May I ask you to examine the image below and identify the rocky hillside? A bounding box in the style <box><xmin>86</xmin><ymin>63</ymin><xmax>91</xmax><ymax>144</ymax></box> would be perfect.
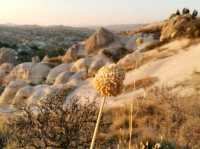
<box><xmin>1</xmin><ymin>8</ymin><xmax>200</xmax><ymax>148</ymax></box>
<box><xmin>0</xmin><ymin>8</ymin><xmax>200</xmax><ymax>108</ymax></box>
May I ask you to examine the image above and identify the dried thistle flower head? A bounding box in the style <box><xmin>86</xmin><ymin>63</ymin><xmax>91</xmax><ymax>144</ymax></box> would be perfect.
<box><xmin>93</xmin><ymin>64</ymin><xmax>125</xmax><ymax>97</ymax></box>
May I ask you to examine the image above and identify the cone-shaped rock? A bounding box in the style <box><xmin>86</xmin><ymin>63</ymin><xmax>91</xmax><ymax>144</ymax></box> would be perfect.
<box><xmin>85</xmin><ymin>27</ymin><xmax>115</xmax><ymax>54</ymax></box>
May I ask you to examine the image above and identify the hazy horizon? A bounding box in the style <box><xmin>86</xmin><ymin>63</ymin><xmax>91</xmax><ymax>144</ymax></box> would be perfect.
<box><xmin>0</xmin><ymin>0</ymin><xmax>199</xmax><ymax>27</ymax></box>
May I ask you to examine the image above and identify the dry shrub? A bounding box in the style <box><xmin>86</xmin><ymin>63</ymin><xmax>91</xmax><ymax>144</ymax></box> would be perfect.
<box><xmin>4</xmin><ymin>86</ymin><xmax>200</xmax><ymax>148</ymax></box>
<box><xmin>0</xmin><ymin>115</ymin><xmax>11</xmax><ymax>149</ymax></box>
<box><xmin>100</xmin><ymin>87</ymin><xmax>200</xmax><ymax>148</ymax></box>
<box><xmin>7</xmin><ymin>90</ymin><xmax>104</xmax><ymax>149</ymax></box>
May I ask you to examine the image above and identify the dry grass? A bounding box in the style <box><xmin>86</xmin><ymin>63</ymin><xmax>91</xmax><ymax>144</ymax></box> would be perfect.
<box><xmin>98</xmin><ymin>87</ymin><xmax>200</xmax><ymax>148</ymax></box>
<box><xmin>124</xmin><ymin>76</ymin><xmax>158</xmax><ymax>93</ymax></box>
<box><xmin>1</xmin><ymin>85</ymin><xmax>200</xmax><ymax>148</ymax></box>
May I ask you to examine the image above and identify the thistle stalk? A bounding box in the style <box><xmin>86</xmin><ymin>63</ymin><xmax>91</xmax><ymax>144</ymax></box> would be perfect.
<box><xmin>91</xmin><ymin>64</ymin><xmax>125</xmax><ymax>149</ymax></box>
<box><xmin>129</xmin><ymin>103</ymin><xmax>133</xmax><ymax>149</ymax></box>
<box><xmin>90</xmin><ymin>97</ymin><xmax>106</xmax><ymax>149</ymax></box>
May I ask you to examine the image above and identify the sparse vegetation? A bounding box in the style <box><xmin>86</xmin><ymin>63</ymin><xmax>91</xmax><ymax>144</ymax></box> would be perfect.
<box><xmin>0</xmin><ymin>86</ymin><xmax>198</xmax><ymax>148</ymax></box>
<box><xmin>6</xmin><ymin>90</ymin><xmax>101</xmax><ymax>149</ymax></box>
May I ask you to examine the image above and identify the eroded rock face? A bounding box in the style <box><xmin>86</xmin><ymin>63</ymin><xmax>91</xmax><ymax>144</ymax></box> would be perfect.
<box><xmin>117</xmin><ymin>52</ymin><xmax>140</xmax><ymax>71</ymax></box>
<box><xmin>46</xmin><ymin>63</ymin><xmax>72</xmax><ymax>84</ymax></box>
<box><xmin>12</xmin><ymin>85</ymin><xmax>34</xmax><ymax>107</ymax></box>
<box><xmin>70</xmin><ymin>69</ymin><xmax>87</xmax><ymax>81</ymax></box>
<box><xmin>5</xmin><ymin>63</ymin><xmax>51</xmax><ymax>85</ymax></box>
<box><xmin>70</xmin><ymin>58</ymin><xmax>92</xmax><ymax>72</ymax></box>
<box><xmin>0</xmin><ymin>63</ymin><xmax>14</xmax><ymax>72</ymax></box>
<box><xmin>0</xmin><ymin>80</ymin><xmax>27</xmax><ymax>105</ymax></box>
<box><xmin>26</xmin><ymin>85</ymin><xmax>57</xmax><ymax>105</ymax></box>
<box><xmin>0</xmin><ymin>48</ymin><xmax>17</xmax><ymax>65</ymax></box>
<box><xmin>88</xmin><ymin>52</ymin><xmax>112</xmax><ymax>77</ymax></box>
<box><xmin>85</xmin><ymin>27</ymin><xmax>115</xmax><ymax>54</ymax></box>
<box><xmin>54</xmin><ymin>72</ymin><xmax>74</xmax><ymax>85</ymax></box>
<box><xmin>62</xmin><ymin>44</ymin><xmax>80</xmax><ymax>63</ymax></box>
<box><xmin>42</xmin><ymin>56</ymin><xmax>62</xmax><ymax>66</ymax></box>
<box><xmin>0</xmin><ymin>63</ymin><xmax>14</xmax><ymax>84</ymax></box>
<box><xmin>160</xmin><ymin>13</ymin><xmax>200</xmax><ymax>41</ymax></box>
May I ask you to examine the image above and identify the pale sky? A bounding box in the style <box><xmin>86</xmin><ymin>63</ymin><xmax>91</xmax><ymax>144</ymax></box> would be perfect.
<box><xmin>0</xmin><ymin>0</ymin><xmax>199</xmax><ymax>26</ymax></box>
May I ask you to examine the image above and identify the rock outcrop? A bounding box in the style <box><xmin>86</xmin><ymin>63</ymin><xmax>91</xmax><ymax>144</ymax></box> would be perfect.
<box><xmin>88</xmin><ymin>52</ymin><xmax>112</xmax><ymax>77</ymax></box>
<box><xmin>42</xmin><ymin>56</ymin><xmax>62</xmax><ymax>66</ymax></box>
<box><xmin>62</xmin><ymin>44</ymin><xmax>80</xmax><ymax>63</ymax></box>
<box><xmin>0</xmin><ymin>80</ymin><xmax>27</xmax><ymax>105</ymax></box>
<box><xmin>0</xmin><ymin>63</ymin><xmax>14</xmax><ymax>84</ymax></box>
<box><xmin>26</xmin><ymin>85</ymin><xmax>57</xmax><ymax>105</ymax></box>
<box><xmin>117</xmin><ymin>52</ymin><xmax>141</xmax><ymax>71</ymax></box>
<box><xmin>85</xmin><ymin>27</ymin><xmax>115</xmax><ymax>54</ymax></box>
<box><xmin>5</xmin><ymin>63</ymin><xmax>51</xmax><ymax>85</ymax></box>
<box><xmin>46</xmin><ymin>63</ymin><xmax>72</xmax><ymax>84</ymax></box>
<box><xmin>12</xmin><ymin>85</ymin><xmax>34</xmax><ymax>107</ymax></box>
<box><xmin>160</xmin><ymin>10</ymin><xmax>200</xmax><ymax>41</ymax></box>
<box><xmin>54</xmin><ymin>72</ymin><xmax>74</xmax><ymax>85</ymax></box>
<box><xmin>70</xmin><ymin>58</ymin><xmax>92</xmax><ymax>72</ymax></box>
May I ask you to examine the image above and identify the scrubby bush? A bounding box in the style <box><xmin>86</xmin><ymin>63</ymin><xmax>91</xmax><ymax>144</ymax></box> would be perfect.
<box><xmin>3</xmin><ymin>86</ymin><xmax>200</xmax><ymax>148</ymax></box>
<box><xmin>47</xmin><ymin>50</ymin><xmax>60</xmax><ymax>58</ymax></box>
<box><xmin>7</xmin><ymin>90</ymin><xmax>102</xmax><ymax>149</ymax></box>
<box><xmin>47</xmin><ymin>48</ymin><xmax>65</xmax><ymax>58</ymax></box>
<box><xmin>57</xmin><ymin>48</ymin><xmax>65</xmax><ymax>56</ymax></box>
<box><xmin>0</xmin><ymin>116</ymin><xmax>12</xmax><ymax>149</ymax></box>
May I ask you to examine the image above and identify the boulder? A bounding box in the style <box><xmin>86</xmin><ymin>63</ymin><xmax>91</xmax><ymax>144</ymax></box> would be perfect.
<box><xmin>0</xmin><ymin>48</ymin><xmax>17</xmax><ymax>65</ymax></box>
<box><xmin>65</xmin><ymin>79</ymin><xmax>99</xmax><ymax>105</ymax></box>
<box><xmin>54</xmin><ymin>71</ymin><xmax>74</xmax><ymax>85</ymax></box>
<box><xmin>70</xmin><ymin>57</ymin><xmax>92</xmax><ymax>72</ymax></box>
<box><xmin>12</xmin><ymin>85</ymin><xmax>34</xmax><ymax>107</ymax></box>
<box><xmin>0</xmin><ymin>63</ymin><xmax>13</xmax><ymax>84</ymax></box>
<box><xmin>0</xmin><ymin>80</ymin><xmax>27</xmax><ymax>105</ymax></box>
<box><xmin>42</xmin><ymin>56</ymin><xmax>62</xmax><ymax>66</ymax></box>
<box><xmin>0</xmin><ymin>63</ymin><xmax>14</xmax><ymax>73</ymax></box>
<box><xmin>62</xmin><ymin>44</ymin><xmax>80</xmax><ymax>63</ymax></box>
<box><xmin>46</xmin><ymin>63</ymin><xmax>72</xmax><ymax>84</ymax></box>
<box><xmin>88</xmin><ymin>52</ymin><xmax>112</xmax><ymax>76</ymax></box>
<box><xmin>29</xmin><ymin>63</ymin><xmax>51</xmax><ymax>84</ymax></box>
<box><xmin>85</xmin><ymin>27</ymin><xmax>115</xmax><ymax>54</ymax></box>
<box><xmin>117</xmin><ymin>52</ymin><xmax>142</xmax><ymax>71</ymax></box>
<box><xmin>27</xmin><ymin>85</ymin><xmax>58</xmax><ymax>105</ymax></box>
<box><xmin>70</xmin><ymin>69</ymin><xmax>88</xmax><ymax>81</ymax></box>
<box><xmin>55</xmin><ymin>69</ymin><xmax>87</xmax><ymax>85</ymax></box>
<box><xmin>0</xmin><ymin>70</ymin><xmax>6</xmax><ymax>84</ymax></box>
<box><xmin>5</xmin><ymin>63</ymin><xmax>51</xmax><ymax>85</ymax></box>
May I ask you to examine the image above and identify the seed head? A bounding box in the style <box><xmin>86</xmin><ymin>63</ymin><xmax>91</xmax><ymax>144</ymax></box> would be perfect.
<box><xmin>93</xmin><ymin>64</ymin><xmax>125</xmax><ymax>97</ymax></box>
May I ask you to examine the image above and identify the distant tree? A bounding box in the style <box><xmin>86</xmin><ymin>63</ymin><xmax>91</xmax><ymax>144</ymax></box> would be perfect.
<box><xmin>35</xmin><ymin>48</ymin><xmax>46</xmax><ymax>60</ymax></box>
<box><xmin>47</xmin><ymin>50</ymin><xmax>60</xmax><ymax>58</ymax></box>
<box><xmin>17</xmin><ymin>51</ymin><xmax>32</xmax><ymax>63</ymax></box>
